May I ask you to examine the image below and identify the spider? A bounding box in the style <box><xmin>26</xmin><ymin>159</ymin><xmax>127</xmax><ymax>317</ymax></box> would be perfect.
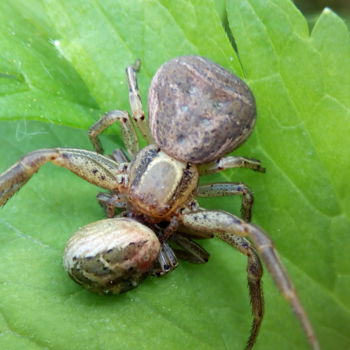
<box><xmin>0</xmin><ymin>56</ymin><xmax>319</xmax><ymax>350</ymax></box>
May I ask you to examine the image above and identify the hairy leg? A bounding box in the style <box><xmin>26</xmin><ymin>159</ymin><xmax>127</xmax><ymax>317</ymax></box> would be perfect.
<box><xmin>197</xmin><ymin>183</ymin><xmax>254</xmax><ymax>221</ymax></box>
<box><xmin>88</xmin><ymin>110</ymin><xmax>139</xmax><ymax>157</ymax></box>
<box><xmin>152</xmin><ymin>242</ymin><xmax>178</xmax><ymax>276</ymax></box>
<box><xmin>170</xmin><ymin>233</ymin><xmax>210</xmax><ymax>264</ymax></box>
<box><xmin>126</xmin><ymin>60</ymin><xmax>154</xmax><ymax>143</ymax></box>
<box><xmin>220</xmin><ymin>233</ymin><xmax>263</xmax><ymax>350</ymax></box>
<box><xmin>199</xmin><ymin>156</ymin><xmax>265</xmax><ymax>175</ymax></box>
<box><xmin>180</xmin><ymin>210</ymin><xmax>320</xmax><ymax>350</ymax></box>
<box><xmin>0</xmin><ymin>148</ymin><xmax>127</xmax><ymax>206</ymax></box>
<box><xmin>111</xmin><ymin>149</ymin><xmax>129</xmax><ymax>163</ymax></box>
<box><xmin>96</xmin><ymin>192</ymin><xmax>128</xmax><ymax>218</ymax></box>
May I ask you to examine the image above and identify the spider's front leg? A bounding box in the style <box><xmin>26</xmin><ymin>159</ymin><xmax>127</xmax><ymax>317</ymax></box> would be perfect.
<box><xmin>0</xmin><ymin>148</ymin><xmax>128</xmax><ymax>206</ymax></box>
<box><xmin>212</xmin><ymin>233</ymin><xmax>263</xmax><ymax>350</ymax></box>
<box><xmin>179</xmin><ymin>210</ymin><xmax>320</xmax><ymax>350</ymax></box>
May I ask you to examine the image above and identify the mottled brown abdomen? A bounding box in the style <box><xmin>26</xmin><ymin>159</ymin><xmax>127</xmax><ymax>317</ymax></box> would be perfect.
<box><xmin>148</xmin><ymin>56</ymin><xmax>256</xmax><ymax>164</ymax></box>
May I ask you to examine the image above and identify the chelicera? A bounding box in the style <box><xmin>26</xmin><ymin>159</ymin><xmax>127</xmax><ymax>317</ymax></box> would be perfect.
<box><xmin>0</xmin><ymin>56</ymin><xmax>319</xmax><ymax>350</ymax></box>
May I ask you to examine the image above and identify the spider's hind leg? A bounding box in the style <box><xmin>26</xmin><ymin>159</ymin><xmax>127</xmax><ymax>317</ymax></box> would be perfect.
<box><xmin>88</xmin><ymin>110</ymin><xmax>139</xmax><ymax>158</ymax></box>
<box><xmin>126</xmin><ymin>60</ymin><xmax>154</xmax><ymax>143</ymax></box>
<box><xmin>199</xmin><ymin>156</ymin><xmax>265</xmax><ymax>175</ymax></box>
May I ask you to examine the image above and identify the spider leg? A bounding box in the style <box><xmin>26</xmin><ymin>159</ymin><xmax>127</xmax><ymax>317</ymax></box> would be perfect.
<box><xmin>111</xmin><ymin>149</ymin><xmax>129</xmax><ymax>163</ymax></box>
<box><xmin>179</xmin><ymin>210</ymin><xmax>320</xmax><ymax>350</ymax></box>
<box><xmin>222</xmin><ymin>234</ymin><xmax>264</xmax><ymax>350</ymax></box>
<box><xmin>88</xmin><ymin>110</ymin><xmax>139</xmax><ymax>157</ymax></box>
<box><xmin>170</xmin><ymin>233</ymin><xmax>210</xmax><ymax>264</ymax></box>
<box><xmin>196</xmin><ymin>183</ymin><xmax>254</xmax><ymax>222</ymax></box>
<box><xmin>199</xmin><ymin>156</ymin><xmax>265</xmax><ymax>175</ymax></box>
<box><xmin>96</xmin><ymin>192</ymin><xmax>128</xmax><ymax>218</ymax></box>
<box><xmin>0</xmin><ymin>148</ymin><xmax>128</xmax><ymax>206</ymax></box>
<box><xmin>95</xmin><ymin>149</ymin><xmax>129</xmax><ymax>217</ymax></box>
<box><xmin>126</xmin><ymin>60</ymin><xmax>154</xmax><ymax>143</ymax></box>
<box><xmin>152</xmin><ymin>242</ymin><xmax>178</xmax><ymax>276</ymax></box>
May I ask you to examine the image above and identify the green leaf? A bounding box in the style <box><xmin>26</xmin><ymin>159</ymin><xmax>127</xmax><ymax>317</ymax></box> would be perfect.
<box><xmin>0</xmin><ymin>1</ymin><xmax>349</xmax><ymax>350</ymax></box>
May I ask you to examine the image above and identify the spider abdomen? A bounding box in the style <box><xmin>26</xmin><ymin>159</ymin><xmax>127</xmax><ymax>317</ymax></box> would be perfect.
<box><xmin>148</xmin><ymin>56</ymin><xmax>256</xmax><ymax>164</ymax></box>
